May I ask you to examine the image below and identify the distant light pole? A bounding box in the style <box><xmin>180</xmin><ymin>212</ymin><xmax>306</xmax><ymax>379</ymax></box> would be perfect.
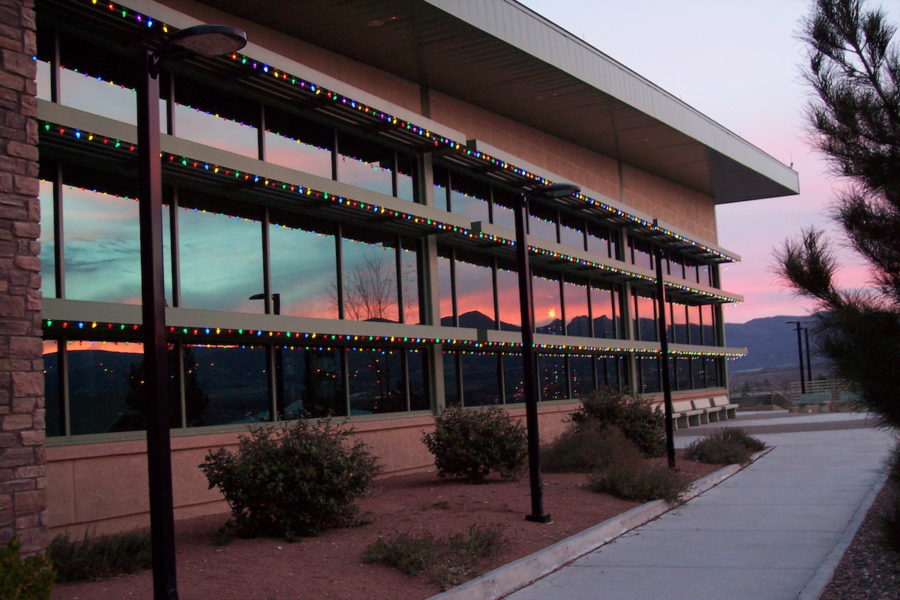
<box><xmin>803</xmin><ymin>326</ymin><xmax>812</xmax><ymax>382</ymax></box>
<box><xmin>786</xmin><ymin>320</ymin><xmax>806</xmax><ymax>394</ymax></box>
<box><xmin>515</xmin><ymin>182</ymin><xmax>580</xmax><ymax>524</ymax></box>
<box><xmin>138</xmin><ymin>24</ymin><xmax>246</xmax><ymax>600</ymax></box>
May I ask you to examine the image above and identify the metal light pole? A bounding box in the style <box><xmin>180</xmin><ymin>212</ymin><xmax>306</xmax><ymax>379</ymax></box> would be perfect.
<box><xmin>515</xmin><ymin>182</ymin><xmax>580</xmax><ymax>524</ymax></box>
<box><xmin>138</xmin><ymin>24</ymin><xmax>246</xmax><ymax>600</ymax></box>
<box><xmin>652</xmin><ymin>244</ymin><xmax>676</xmax><ymax>470</ymax></box>
<box><xmin>786</xmin><ymin>320</ymin><xmax>806</xmax><ymax>394</ymax></box>
<box><xmin>803</xmin><ymin>326</ymin><xmax>812</xmax><ymax>382</ymax></box>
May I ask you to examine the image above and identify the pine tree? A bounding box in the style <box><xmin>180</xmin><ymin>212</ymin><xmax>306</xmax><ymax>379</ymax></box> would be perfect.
<box><xmin>775</xmin><ymin>0</ymin><xmax>899</xmax><ymax>427</ymax></box>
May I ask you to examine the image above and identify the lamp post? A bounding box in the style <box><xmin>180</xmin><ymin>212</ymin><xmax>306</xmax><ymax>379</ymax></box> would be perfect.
<box><xmin>652</xmin><ymin>243</ymin><xmax>676</xmax><ymax>470</ymax></box>
<box><xmin>803</xmin><ymin>326</ymin><xmax>812</xmax><ymax>382</ymax></box>
<box><xmin>514</xmin><ymin>182</ymin><xmax>580</xmax><ymax>524</ymax></box>
<box><xmin>786</xmin><ymin>320</ymin><xmax>806</xmax><ymax>394</ymax></box>
<box><xmin>138</xmin><ymin>24</ymin><xmax>246</xmax><ymax>600</ymax></box>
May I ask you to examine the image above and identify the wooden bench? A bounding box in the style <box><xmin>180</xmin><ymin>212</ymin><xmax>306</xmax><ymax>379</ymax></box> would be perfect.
<box><xmin>711</xmin><ymin>395</ymin><xmax>738</xmax><ymax>420</ymax></box>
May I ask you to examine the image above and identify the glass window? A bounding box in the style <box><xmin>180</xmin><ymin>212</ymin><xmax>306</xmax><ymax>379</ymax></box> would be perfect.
<box><xmin>43</xmin><ymin>340</ymin><xmax>61</xmax><ymax>437</ymax></box>
<box><xmin>533</xmin><ymin>272</ymin><xmax>561</xmax><ymax>335</ymax></box>
<box><xmin>630</xmin><ymin>236</ymin><xmax>654</xmax><ymax>270</ymax></box>
<box><xmin>672</xmin><ymin>302</ymin><xmax>689</xmax><ymax>344</ymax></box>
<box><xmin>337</xmin><ymin>132</ymin><xmax>394</xmax><ymax>197</ymax></box>
<box><xmin>63</xmin><ymin>187</ymin><xmax>141</xmax><ymax>304</ymax></box>
<box><xmin>400</xmin><ymin>240</ymin><xmax>421</xmax><ymax>324</ymax></box>
<box><xmin>491</xmin><ymin>189</ymin><xmax>516</xmax><ymax>230</ymax></box>
<box><xmin>396</xmin><ymin>153</ymin><xmax>417</xmax><ymax>202</ymax></box>
<box><xmin>687</xmin><ymin>304</ymin><xmax>702</xmax><ymax>344</ymax></box>
<box><xmin>502</xmin><ymin>354</ymin><xmax>524</xmax><ymax>404</ymax></box>
<box><xmin>186</xmin><ymin>345</ymin><xmax>269</xmax><ymax>426</ymax></box>
<box><xmin>269</xmin><ymin>214</ymin><xmax>338</xmax><ymax>319</ymax></box>
<box><xmin>668</xmin><ymin>254</ymin><xmax>685</xmax><ymax>279</ymax></box>
<box><xmin>633</xmin><ymin>292</ymin><xmax>658</xmax><ymax>341</ymax></box>
<box><xmin>591</xmin><ymin>285</ymin><xmax>615</xmax><ymax>339</ymax></box>
<box><xmin>454</xmin><ymin>257</ymin><xmax>494</xmax><ymax>327</ymax></box>
<box><xmin>280</xmin><ymin>348</ymin><xmax>345</xmax><ymax>418</ymax></box>
<box><xmin>433</xmin><ymin>167</ymin><xmax>450</xmax><ymax>212</ymax></box>
<box><xmin>706</xmin><ymin>357</ymin><xmax>721</xmax><ymax>387</ymax></box>
<box><xmin>693</xmin><ymin>357</ymin><xmax>707</xmax><ymax>389</ymax></box>
<box><xmin>461</xmin><ymin>353</ymin><xmax>500</xmax><ymax>406</ymax></box>
<box><xmin>408</xmin><ymin>350</ymin><xmax>429</xmax><ymax>411</ymax></box>
<box><xmin>539</xmin><ymin>355</ymin><xmax>567</xmax><ymax>400</ymax></box>
<box><xmin>676</xmin><ymin>357</ymin><xmax>692</xmax><ymax>390</ymax></box>
<box><xmin>347</xmin><ymin>348</ymin><xmax>404</xmax><ymax>414</ymax></box>
<box><xmin>60</xmin><ymin>66</ymin><xmax>137</xmax><ymax>125</ymax></box>
<box><xmin>496</xmin><ymin>266</ymin><xmax>521</xmax><ymax>332</ymax></box>
<box><xmin>179</xmin><ymin>203</ymin><xmax>263</xmax><ymax>313</ymax></box>
<box><xmin>39</xmin><ymin>181</ymin><xmax>55</xmax><ymax>298</ymax></box>
<box><xmin>559</xmin><ymin>214</ymin><xmax>585</xmax><ymax>250</ymax></box>
<box><xmin>569</xmin><ymin>356</ymin><xmax>594</xmax><ymax>397</ymax></box>
<box><xmin>443</xmin><ymin>351</ymin><xmax>460</xmax><ymax>407</ymax></box>
<box><xmin>36</xmin><ymin>59</ymin><xmax>51</xmax><ymax>101</ymax></box>
<box><xmin>563</xmin><ymin>279</ymin><xmax>590</xmax><ymax>336</ymax></box>
<box><xmin>586</xmin><ymin>223</ymin><xmax>613</xmax><ymax>258</ymax></box>
<box><xmin>264</xmin><ymin>107</ymin><xmax>333</xmax><ymax>179</ymax></box>
<box><xmin>701</xmin><ymin>304</ymin><xmax>717</xmax><ymax>345</ymax></box>
<box><xmin>174</xmin><ymin>76</ymin><xmax>259</xmax><ymax>159</ymax></box>
<box><xmin>638</xmin><ymin>356</ymin><xmax>660</xmax><ymax>394</ymax></box>
<box><xmin>529</xmin><ymin>207</ymin><xmax>557</xmax><ymax>244</ymax></box>
<box><xmin>342</xmin><ymin>232</ymin><xmax>399</xmax><ymax>322</ymax></box>
<box><xmin>437</xmin><ymin>251</ymin><xmax>454</xmax><ymax>325</ymax></box>
<box><xmin>698</xmin><ymin>263</ymin><xmax>711</xmax><ymax>286</ymax></box>
<box><xmin>684</xmin><ymin>259</ymin><xmax>700</xmax><ymax>283</ymax></box>
<box><xmin>449</xmin><ymin>172</ymin><xmax>490</xmax><ymax>224</ymax></box>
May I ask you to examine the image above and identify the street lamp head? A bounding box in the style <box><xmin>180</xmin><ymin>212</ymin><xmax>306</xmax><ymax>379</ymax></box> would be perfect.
<box><xmin>785</xmin><ymin>320</ymin><xmax>800</xmax><ymax>324</ymax></box>
<box><xmin>167</xmin><ymin>24</ymin><xmax>247</xmax><ymax>57</ymax></box>
<box><xmin>525</xmin><ymin>183</ymin><xmax>580</xmax><ymax>199</ymax></box>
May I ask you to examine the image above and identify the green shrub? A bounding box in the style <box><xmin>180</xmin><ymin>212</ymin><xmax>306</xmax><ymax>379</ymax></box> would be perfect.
<box><xmin>47</xmin><ymin>531</ymin><xmax>151</xmax><ymax>583</ymax></box>
<box><xmin>200</xmin><ymin>418</ymin><xmax>380</xmax><ymax>540</ymax></box>
<box><xmin>422</xmin><ymin>405</ymin><xmax>526</xmax><ymax>482</ymax></box>
<box><xmin>541</xmin><ymin>423</ymin><xmax>641</xmax><ymax>473</ymax></box>
<box><xmin>588</xmin><ymin>461</ymin><xmax>687</xmax><ymax>503</ymax></box>
<box><xmin>571</xmin><ymin>388</ymin><xmax>665</xmax><ymax>457</ymax></box>
<box><xmin>0</xmin><ymin>537</ymin><xmax>54</xmax><ymax>600</ymax></box>
<box><xmin>363</xmin><ymin>524</ymin><xmax>505</xmax><ymax>590</ymax></box>
<box><xmin>684</xmin><ymin>428</ymin><xmax>765</xmax><ymax>465</ymax></box>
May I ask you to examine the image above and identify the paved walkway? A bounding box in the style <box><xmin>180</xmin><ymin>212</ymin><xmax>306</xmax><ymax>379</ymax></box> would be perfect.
<box><xmin>504</xmin><ymin>412</ymin><xmax>894</xmax><ymax>600</ymax></box>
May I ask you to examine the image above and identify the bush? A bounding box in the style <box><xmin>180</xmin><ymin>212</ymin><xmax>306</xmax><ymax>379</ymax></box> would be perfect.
<box><xmin>684</xmin><ymin>428</ymin><xmax>766</xmax><ymax>465</ymax></box>
<box><xmin>422</xmin><ymin>405</ymin><xmax>526</xmax><ymax>482</ymax></box>
<box><xmin>571</xmin><ymin>388</ymin><xmax>665</xmax><ymax>457</ymax></box>
<box><xmin>541</xmin><ymin>423</ymin><xmax>641</xmax><ymax>473</ymax></box>
<box><xmin>363</xmin><ymin>524</ymin><xmax>505</xmax><ymax>590</ymax></box>
<box><xmin>881</xmin><ymin>443</ymin><xmax>900</xmax><ymax>553</ymax></box>
<box><xmin>200</xmin><ymin>418</ymin><xmax>380</xmax><ymax>540</ymax></box>
<box><xmin>47</xmin><ymin>532</ymin><xmax>151</xmax><ymax>583</ymax></box>
<box><xmin>588</xmin><ymin>461</ymin><xmax>687</xmax><ymax>503</ymax></box>
<box><xmin>0</xmin><ymin>537</ymin><xmax>54</xmax><ymax>600</ymax></box>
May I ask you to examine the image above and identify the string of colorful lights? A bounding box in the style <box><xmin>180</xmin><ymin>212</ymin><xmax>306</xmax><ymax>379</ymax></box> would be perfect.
<box><xmin>73</xmin><ymin>0</ymin><xmax>739</xmax><ymax>263</ymax></box>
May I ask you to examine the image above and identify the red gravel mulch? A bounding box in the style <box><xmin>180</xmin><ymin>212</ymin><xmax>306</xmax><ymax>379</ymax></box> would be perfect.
<box><xmin>52</xmin><ymin>453</ymin><xmax>717</xmax><ymax>600</ymax></box>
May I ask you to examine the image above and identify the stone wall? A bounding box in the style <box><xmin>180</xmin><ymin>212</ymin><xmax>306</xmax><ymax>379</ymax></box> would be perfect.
<box><xmin>0</xmin><ymin>0</ymin><xmax>47</xmax><ymax>555</ymax></box>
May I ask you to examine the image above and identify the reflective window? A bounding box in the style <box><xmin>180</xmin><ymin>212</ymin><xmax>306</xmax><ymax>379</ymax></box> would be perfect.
<box><xmin>687</xmin><ymin>304</ymin><xmax>702</xmax><ymax>344</ymax></box>
<box><xmin>396</xmin><ymin>154</ymin><xmax>416</xmax><ymax>202</ymax></box>
<box><xmin>433</xmin><ymin>167</ymin><xmax>450</xmax><ymax>212</ymax></box>
<box><xmin>43</xmin><ymin>340</ymin><xmax>61</xmax><ymax>437</ymax></box>
<box><xmin>569</xmin><ymin>356</ymin><xmax>594</xmax><ymax>397</ymax></box>
<box><xmin>496</xmin><ymin>267</ymin><xmax>521</xmax><ymax>331</ymax></box>
<box><xmin>672</xmin><ymin>302</ymin><xmax>688</xmax><ymax>344</ymax></box>
<box><xmin>186</xmin><ymin>345</ymin><xmax>269</xmax><ymax>426</ymax></box>
<box><xmin>400</xmin><ymin>241</ymin><xmax>421</xmax><ymax>324</ymax></box>
<box><xmin>693</xmin><ymin>357</ymin><xmax>707</xmax><ymax>388</ymax></box>
<box><xmin>60</xmin><ymin>67</ymin><xmax>137</xmax><ymax>125</ymax></box>
<box><xmin>596</xmin><ymin>356</ymin><xmax>624</xmax><ymax>390</ymax></box>
<box><xmin>449</xmin><ymin>173</ymin><xmax>490</xmax><ymax>224</ymax></box>
<box><xmin>559</xmin><ymin>214</ymin><xmax>585</xmax><ymax>250</ymax></box>
<box><xmin>63</xmin><ymin>187</ymin><xmax>141</xmax><ymax>304</ymax></box>
<box><xmin>491</xmin><ymin>189</ymin><xmax>517</xmax><ymax>230</ymax></box>
<box><xmin>684</xmin><ymin>259</ymin><xmax>700</xmax><ymax>283</ymax></box>
<box><xmin>408</xmin><ymin>350</ymin><xmax>429</xmax><ymax>411</ymax></box>
<box><xmin>269</xmin><ymin>214</ymin><xmax>338</xmax><ymax>319</ymax></box>
<box><xmin>668</xmin><ymin>254</ymin><xmax>685</xmax><ymax>279</ymax></box>
<box><xmin>337</xmin><ymin>132</ymin><xmax>393</xmax><ymax>197</ymax></box>
<box><xmin>676</xmin><ymin>357</ymin><xmax>692</xmax><ymax>390</ymax></box>
<box><xmin>280</xmin><ymin>348</ymin><xmax>345</xmax><ymax>418</ymax></box>
<box><xmin>348</xmin><ymin>348</ymin><xmax>404</xmax><ymax>414</ymax></box>
<box><xmin>630</xmin><ymin>237</ymin><xmax>654</xmax><ymax>270</ymax></box>
<box><xmin>539</xmin><ymin>355</ymin><xmax>567</xmax><ymax>400</ymax></box>
<box><xmin>36</xmin><ymin>59</ymin><xmax>51</xmax><ymax>101</ymax></box>
<box><xmin>701</xmin><ymin>304</ymin><xmax>717</xmax><ymax>345</ymax></box>
<box><xmin>633</xmin><ymin>292</ymin><xmax>658</xmax><ymax>341</ymax></box>
<box><xmin>174</xmin><ymin>77</ymin><xmax>258</xmax><ymax>159</ymax></box>
<box><xmin>502</xmin><ymin>354</ymin><xmax>524</xmax><ymax>404</ymax></box>
<box><xmin>461</xmin><ymin>353</ymin><xmax>500</xmax><ymax>406</ymax></box>
<box><xmin>591</xmin><ymin>285</ymin><xmax>616</xmax><ymax>339</ymax></box>
<box><xmin>638</xmin><ymin>357</ymin><xmax>660</xmax><ymax>393</ymax></box>
<box><xmin>698</xmin><ymin>263</ymin><xmax>711</xmax><ymax>286</ymax></box>
<box><xmin>39</xmin><ymin>181</ymin><xmax>55</xmax><ymax>298</ymax></box>
<box><xmin>563</xmin><ymin>279</ymin><xmax>590</xmax><ymax>336</ymax></box>
<box><xmin>443</xmin><ymin>351</ymin><xmax>460</xmax><ymax>407</ymax></box>
<box><xmin>706</xmin><ymin>357</ymin><xmax>721</xmax><ymax>387</ymax></box>
<box><xmin>529</xmin><ymin>207</ymin><xmax>557</xmax><ymax>244</ymax></box>
<box><xmin>437</xmin><ymin>252</ymin><xmax>454</xmax><ymax>325</ymax></box>
<box><xmin>179</xmin><ymin>204</ymin><xmax>263</xmax><ymax>313</ymax></box>
<box><xmin>264</xmin><ymin>107</ymin><xmax>333</xmax><ymax>179</ymax></box>
<box><xmin>454</xmin><ymin>257</ymin><xmax>494</xmax><ymax>327</ymax></box>
<box><xmin>533</xmin><ymin>272</ymin><xmax>562</xmax><ymax>335</ymax></box>
<box><xmin>342</xmin><ymin>232</ymin><xmax>399</xmax><ymax>322</ymax></box>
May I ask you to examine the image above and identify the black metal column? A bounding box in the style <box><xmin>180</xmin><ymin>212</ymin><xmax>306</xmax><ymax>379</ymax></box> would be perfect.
<box><xmin>514</xmin><ymin>193</ymin><xmax>551</xmax><ymax>523</ymax></box>
<box><xmin>137</xmin><ymin>49</ymin><xmax>179</xmax><ymax>600</ymax></box>
<box><xmin>653</xmin><ymin>246</ymin><xmax>676</xmax><ymax>470</ymax></box>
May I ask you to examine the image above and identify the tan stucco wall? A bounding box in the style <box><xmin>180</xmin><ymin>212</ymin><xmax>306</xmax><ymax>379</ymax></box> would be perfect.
<box><xmin>46</xmin><ymin>404</ymin><xmax>576</xmax><ymax>538</ymax></box>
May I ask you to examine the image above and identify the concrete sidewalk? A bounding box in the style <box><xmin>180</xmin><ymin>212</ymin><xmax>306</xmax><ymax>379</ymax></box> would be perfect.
<box><xmin>504</xmin><ymin>414</ymin><xmax>894</xmax><ymax>600</ymax></box>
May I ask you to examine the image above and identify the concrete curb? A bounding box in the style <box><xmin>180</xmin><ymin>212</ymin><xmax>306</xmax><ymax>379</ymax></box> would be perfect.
<box><xmin>427</xmin><ymin>448</ymin><xmax>773</xmax><ymax>600</ymax></box>
<box><xmin>796</xmin><ymin>468</ymin><xmax>890</xmax><ymax>600</ymax></box>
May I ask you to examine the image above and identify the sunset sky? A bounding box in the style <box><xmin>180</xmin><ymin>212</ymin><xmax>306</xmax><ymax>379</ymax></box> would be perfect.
<box><xmin>519</xmin><ymin>0</ymin><xmax>892</xmax><ymax>324</ymax></box>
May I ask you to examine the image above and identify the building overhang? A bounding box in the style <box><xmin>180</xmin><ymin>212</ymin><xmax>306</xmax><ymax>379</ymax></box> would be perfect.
<box><xmin>188</xmin><ymin>0</ymin><xmax>799</xmax><ymax>203</ymax></box>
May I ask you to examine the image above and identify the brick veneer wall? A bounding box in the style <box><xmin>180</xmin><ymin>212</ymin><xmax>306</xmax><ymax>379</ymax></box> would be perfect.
<box><xmin>0</xmin><ymin>0</ymin><xmax>47</xmax><ymax>555</ymax></box>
